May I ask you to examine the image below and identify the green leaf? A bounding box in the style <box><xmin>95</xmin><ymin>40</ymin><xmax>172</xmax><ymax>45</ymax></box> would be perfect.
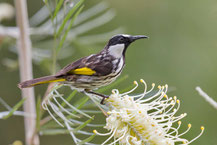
<box><xmin>52</xmin><ymin>0</ymin><xmax>64</xmax><ymax>21</ymax></box>
<box><xmin>79</xmin><ymin>110</ymin><xmax>102</xmax><ymax>114</ymax></box>
<box><xmin>74</xmin><ymin>96</ymin><xmax>89</xmax><ymax>109</ymax></box>
<box><xmin>78</xmin><ymin>134</ymin><xmax>96</xmax><ymax>145</ymax></box>
<box><xmin>3</xmin><ymin>97</ymin><xmax>26</xmax><ymax>119</ymax></box>
<box><xmin>71</xmin><ymin>96</ymin><xmax>89</xmax><ymax>115</ymax></box>
<box><xmin>57</xmin><ymin>5</ymin><xmax>84</xmax><ymax>53</ymax></box>
<box><xmin>59</xmin><ymin>96</ymin><xmax>91</xmax><ymax>119</ymax></box>
<box><xmin>67</xmin><ymin>119</ymin><xmax>104</xmax><ymax>127</ymax></box>
<box><xmin>74</xmin><ymin>116</ymin><xmax>94</xmax><ymax>132</ymax></box>
<box><xmin>56</xmin><ymin>0</ymin><xmax>84</xmax><ymax>37</ymax></box>
<box><xmin>61</xmin><ymin>90</ymin><xmax>77</xmax><ymax>107</ymax></box>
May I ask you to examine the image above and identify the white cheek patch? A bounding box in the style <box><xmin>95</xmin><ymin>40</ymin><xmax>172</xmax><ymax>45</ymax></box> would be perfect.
<box><xmin>108</xmin><ymin>44</ymin><xmax>125</xmax><ymax>58</ymax></box>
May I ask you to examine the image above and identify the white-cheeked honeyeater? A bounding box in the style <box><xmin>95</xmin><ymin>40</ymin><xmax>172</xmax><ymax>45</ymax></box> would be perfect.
<box><xmin>18</xmin><ymin>34</ymin><xmax>148</xmax><ymax>104</ymax></box>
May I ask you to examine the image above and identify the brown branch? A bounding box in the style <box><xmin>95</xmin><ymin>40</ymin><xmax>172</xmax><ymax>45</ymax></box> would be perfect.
<box><xmin>15</xmin><ymin>0</ymin><xmax>39</xmax><ymax>145</ymax></box>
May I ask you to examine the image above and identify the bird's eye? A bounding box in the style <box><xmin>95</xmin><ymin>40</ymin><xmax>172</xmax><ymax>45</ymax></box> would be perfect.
<box><xmin>119</xmin><ymin>37</ymin><xmax>124</xmax><ymax>42</ymax></box>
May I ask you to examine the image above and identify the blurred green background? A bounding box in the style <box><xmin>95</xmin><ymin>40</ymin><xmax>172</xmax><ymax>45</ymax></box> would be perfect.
<box><xmin>0</xmin><ymin>0</ymin><xmax>217</xmax><ymax>145</ymax></box>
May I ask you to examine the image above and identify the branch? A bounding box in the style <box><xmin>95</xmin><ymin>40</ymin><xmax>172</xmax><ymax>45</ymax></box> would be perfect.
<box><xmin>14</xmin><ymin>0</ymin><xmax>39</xmax><ymax>145</ymax></box>
<box><xmin>196</xmin><ymin>86</ymin><xmax>217</xmax><ymax>110</ymax></box>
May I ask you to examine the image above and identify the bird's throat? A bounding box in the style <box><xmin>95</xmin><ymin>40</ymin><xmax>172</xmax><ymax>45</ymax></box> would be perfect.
<box><xmin>108</xmin><ymin>44</ymin><xmax>125</xmax><ymax>58</ymax></box>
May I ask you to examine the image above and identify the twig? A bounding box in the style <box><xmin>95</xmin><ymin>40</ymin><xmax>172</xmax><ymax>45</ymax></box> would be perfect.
<box><xmin>196</xmin><ymin>86</ymin><xmax>217</xmax><ymax>109</ymax></box>
<box><xmin>40</xmin><ymin>116</ymin><xmax>52</xmax><ymax>126</ymax></box>
<box><xmin>14</xmin><ymin>0</ymin><xmax>39</xmax><ymax>145</ymax></box>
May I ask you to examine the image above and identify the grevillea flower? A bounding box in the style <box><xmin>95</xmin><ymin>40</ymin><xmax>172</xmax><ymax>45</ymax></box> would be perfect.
<box><xmin>94</xmin><ymin>79</ymin><xmax>204</xmax><ymax>145</ymax></box>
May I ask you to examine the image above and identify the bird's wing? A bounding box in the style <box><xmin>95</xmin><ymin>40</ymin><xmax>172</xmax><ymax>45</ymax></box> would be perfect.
<box><xmin>56</xmin><ymin>56</ymin><xmax>88</xmax><ymax>76</ymax></box>
<box><xmin>85</xmin><ymin>55</ymin><xmax>114</xmax><ymax>76</ymax></box>
<box><xmin>56</xmin><ymin>54</ymin><xmax>114</xmax><ymax>77</ymax></box>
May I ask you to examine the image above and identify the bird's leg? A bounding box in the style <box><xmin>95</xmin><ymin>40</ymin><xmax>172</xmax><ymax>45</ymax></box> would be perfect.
<box><xmin>84</xmin><ymin>89</ymin><xmax>109</xmax><ymax>104</ymax></box>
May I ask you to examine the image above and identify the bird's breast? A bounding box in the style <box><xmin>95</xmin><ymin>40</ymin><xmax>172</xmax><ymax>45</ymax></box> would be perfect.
<box><xmin>112</xmin><ymin>57</ymin><xmax>125</xmax><ymax>74</ymax></box>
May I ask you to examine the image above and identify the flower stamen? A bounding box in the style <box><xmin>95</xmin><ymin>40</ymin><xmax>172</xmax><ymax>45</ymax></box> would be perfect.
<box><xmin>100</xmin><ymin>81</ymin><xmax>204</xmax><ymax>145</ymax></box>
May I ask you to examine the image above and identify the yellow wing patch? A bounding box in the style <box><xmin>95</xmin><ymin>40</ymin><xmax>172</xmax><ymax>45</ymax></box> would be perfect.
<box><xmin>71</xmin><ymin>67</ymin><xmax>96</xmax><ymax>75</ymax></box>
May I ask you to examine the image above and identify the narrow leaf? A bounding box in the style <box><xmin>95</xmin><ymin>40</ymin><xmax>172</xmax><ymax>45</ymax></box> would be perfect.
<box><xmin>3</xmin><ymin>98</ymin><xmax>26</xmax><ymax>119</ymax></box>
<box><xmin>61</xmin><ymin>90</ymin><xmax>77</xmax><ymax>107</ymax></box>
<box><xmin>52</xmin><ymin>0</ymin><xmax>64</xmax><ymax>20</ymax></box>
<box><xmin>80</xmin><ymin>110</ymin><xmax>102</xmax><ymax>114</ymax></box>
<box><xmin>69</xmin><ymin>118</ymin><xmax>104</xmax><ymax>127</ymax></box>
<box><xmin>59</xmin><ymin>95</ymin><xmax>91</xmax><ymax>118</ymax></box>
<box><xmin>74</xmin><ymin>96</ymin><xmax>89</xmax><ymax>109</ymax></box>
<box><xmin>0</xmin><ymin>97</ymin><xmax>11</xmax><ymax>110</ymax></box>
<box><xmin>57</xmin><ymin>5</ymin><xmax>84</xmax><ymax>52</ymax></box>
<box><xmin>78</xmin><ymin>134</ymin><xmax>96</xmax><ymax>145</ymax></box>
<box><xmin>56</xmin><ymin>0</ymin><xmax>84</xmax><ymax>37</ymax></box>
<box><xmin>74</xmin><ymin>116</ymin><xmax>94</xmax><ymax>132</ymax></box>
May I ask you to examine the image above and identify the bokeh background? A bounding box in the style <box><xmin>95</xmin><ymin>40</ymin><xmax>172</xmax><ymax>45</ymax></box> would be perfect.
<box><xmin>0</xmin><ymin>0</ymin><xmax>217</xmax><ymax>145</ymax></box>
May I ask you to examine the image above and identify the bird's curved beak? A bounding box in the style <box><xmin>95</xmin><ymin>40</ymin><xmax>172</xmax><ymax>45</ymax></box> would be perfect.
<box><xmin>130</xmin><ymin>35</ymin><xmax>149</xmax><ymax>42</ymax></box>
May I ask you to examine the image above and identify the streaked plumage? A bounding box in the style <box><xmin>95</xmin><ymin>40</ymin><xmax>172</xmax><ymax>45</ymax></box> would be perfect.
<box><xmin>18</xmin><ymin>34</ymin><xmax>148</xmax><ymax>103</ymax></box>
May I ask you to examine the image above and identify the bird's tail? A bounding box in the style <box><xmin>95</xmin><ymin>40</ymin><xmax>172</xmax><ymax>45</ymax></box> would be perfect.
<box><xmin>18</xmin><ymin>75</ymin><xmax>66</xmax><ymax>89</ymax></box>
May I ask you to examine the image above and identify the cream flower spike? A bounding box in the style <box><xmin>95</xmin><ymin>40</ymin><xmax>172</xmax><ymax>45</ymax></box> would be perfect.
<box><xmin>94</xmin><ymin>80</ymin><xmax>204</xmax><ymax>145</ymax></box>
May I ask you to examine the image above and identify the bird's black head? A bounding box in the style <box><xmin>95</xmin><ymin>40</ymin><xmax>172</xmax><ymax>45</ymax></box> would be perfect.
<box><xmin>105</xmin><ymin>34</ymin><xmax>148</xmax><ymax>58</ymax></box>
<box><xmin>108</xmin><ymin>34</ymin><xmax>148</xmax><ymax>47</ymax></box>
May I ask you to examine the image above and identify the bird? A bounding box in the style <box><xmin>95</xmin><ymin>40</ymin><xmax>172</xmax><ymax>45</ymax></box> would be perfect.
<box><xmin>18</xmin><ymin>34</ymin><xmax>148</xmax><ymax>104</ymax></box>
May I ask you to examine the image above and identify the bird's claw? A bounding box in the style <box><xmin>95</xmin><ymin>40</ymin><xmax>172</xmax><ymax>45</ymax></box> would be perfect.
<box><xmin>100</xmin><ymin>95</ymin><xmax>109</xmax><ymax>105</ymax></box>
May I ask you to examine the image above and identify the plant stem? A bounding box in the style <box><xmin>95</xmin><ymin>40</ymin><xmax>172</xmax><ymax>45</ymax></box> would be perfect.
<box><xmin>52</xmin><ymin>38</ymin><xmax>57</xmax><ymax>74</ymax></box>
<box><xmin>196</xmin><ymin>87</ymin><xmax>217</xmax><ymax>109</ymax></box>
<box><xmin>14</xmin><ymin>0</ymin><xmax>39</xmax><ymax>145</ymax></box>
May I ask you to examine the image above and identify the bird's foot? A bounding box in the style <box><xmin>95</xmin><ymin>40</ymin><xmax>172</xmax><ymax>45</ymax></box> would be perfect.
<box><xmin>100</xmin><ymin>95</ymin><xmax>109</xmax><ymax>105</ymax></box>
<box><xmin>84</xmin><ymin>89</ymin><xmax>109</xmax><ymax>105</ymax></box>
